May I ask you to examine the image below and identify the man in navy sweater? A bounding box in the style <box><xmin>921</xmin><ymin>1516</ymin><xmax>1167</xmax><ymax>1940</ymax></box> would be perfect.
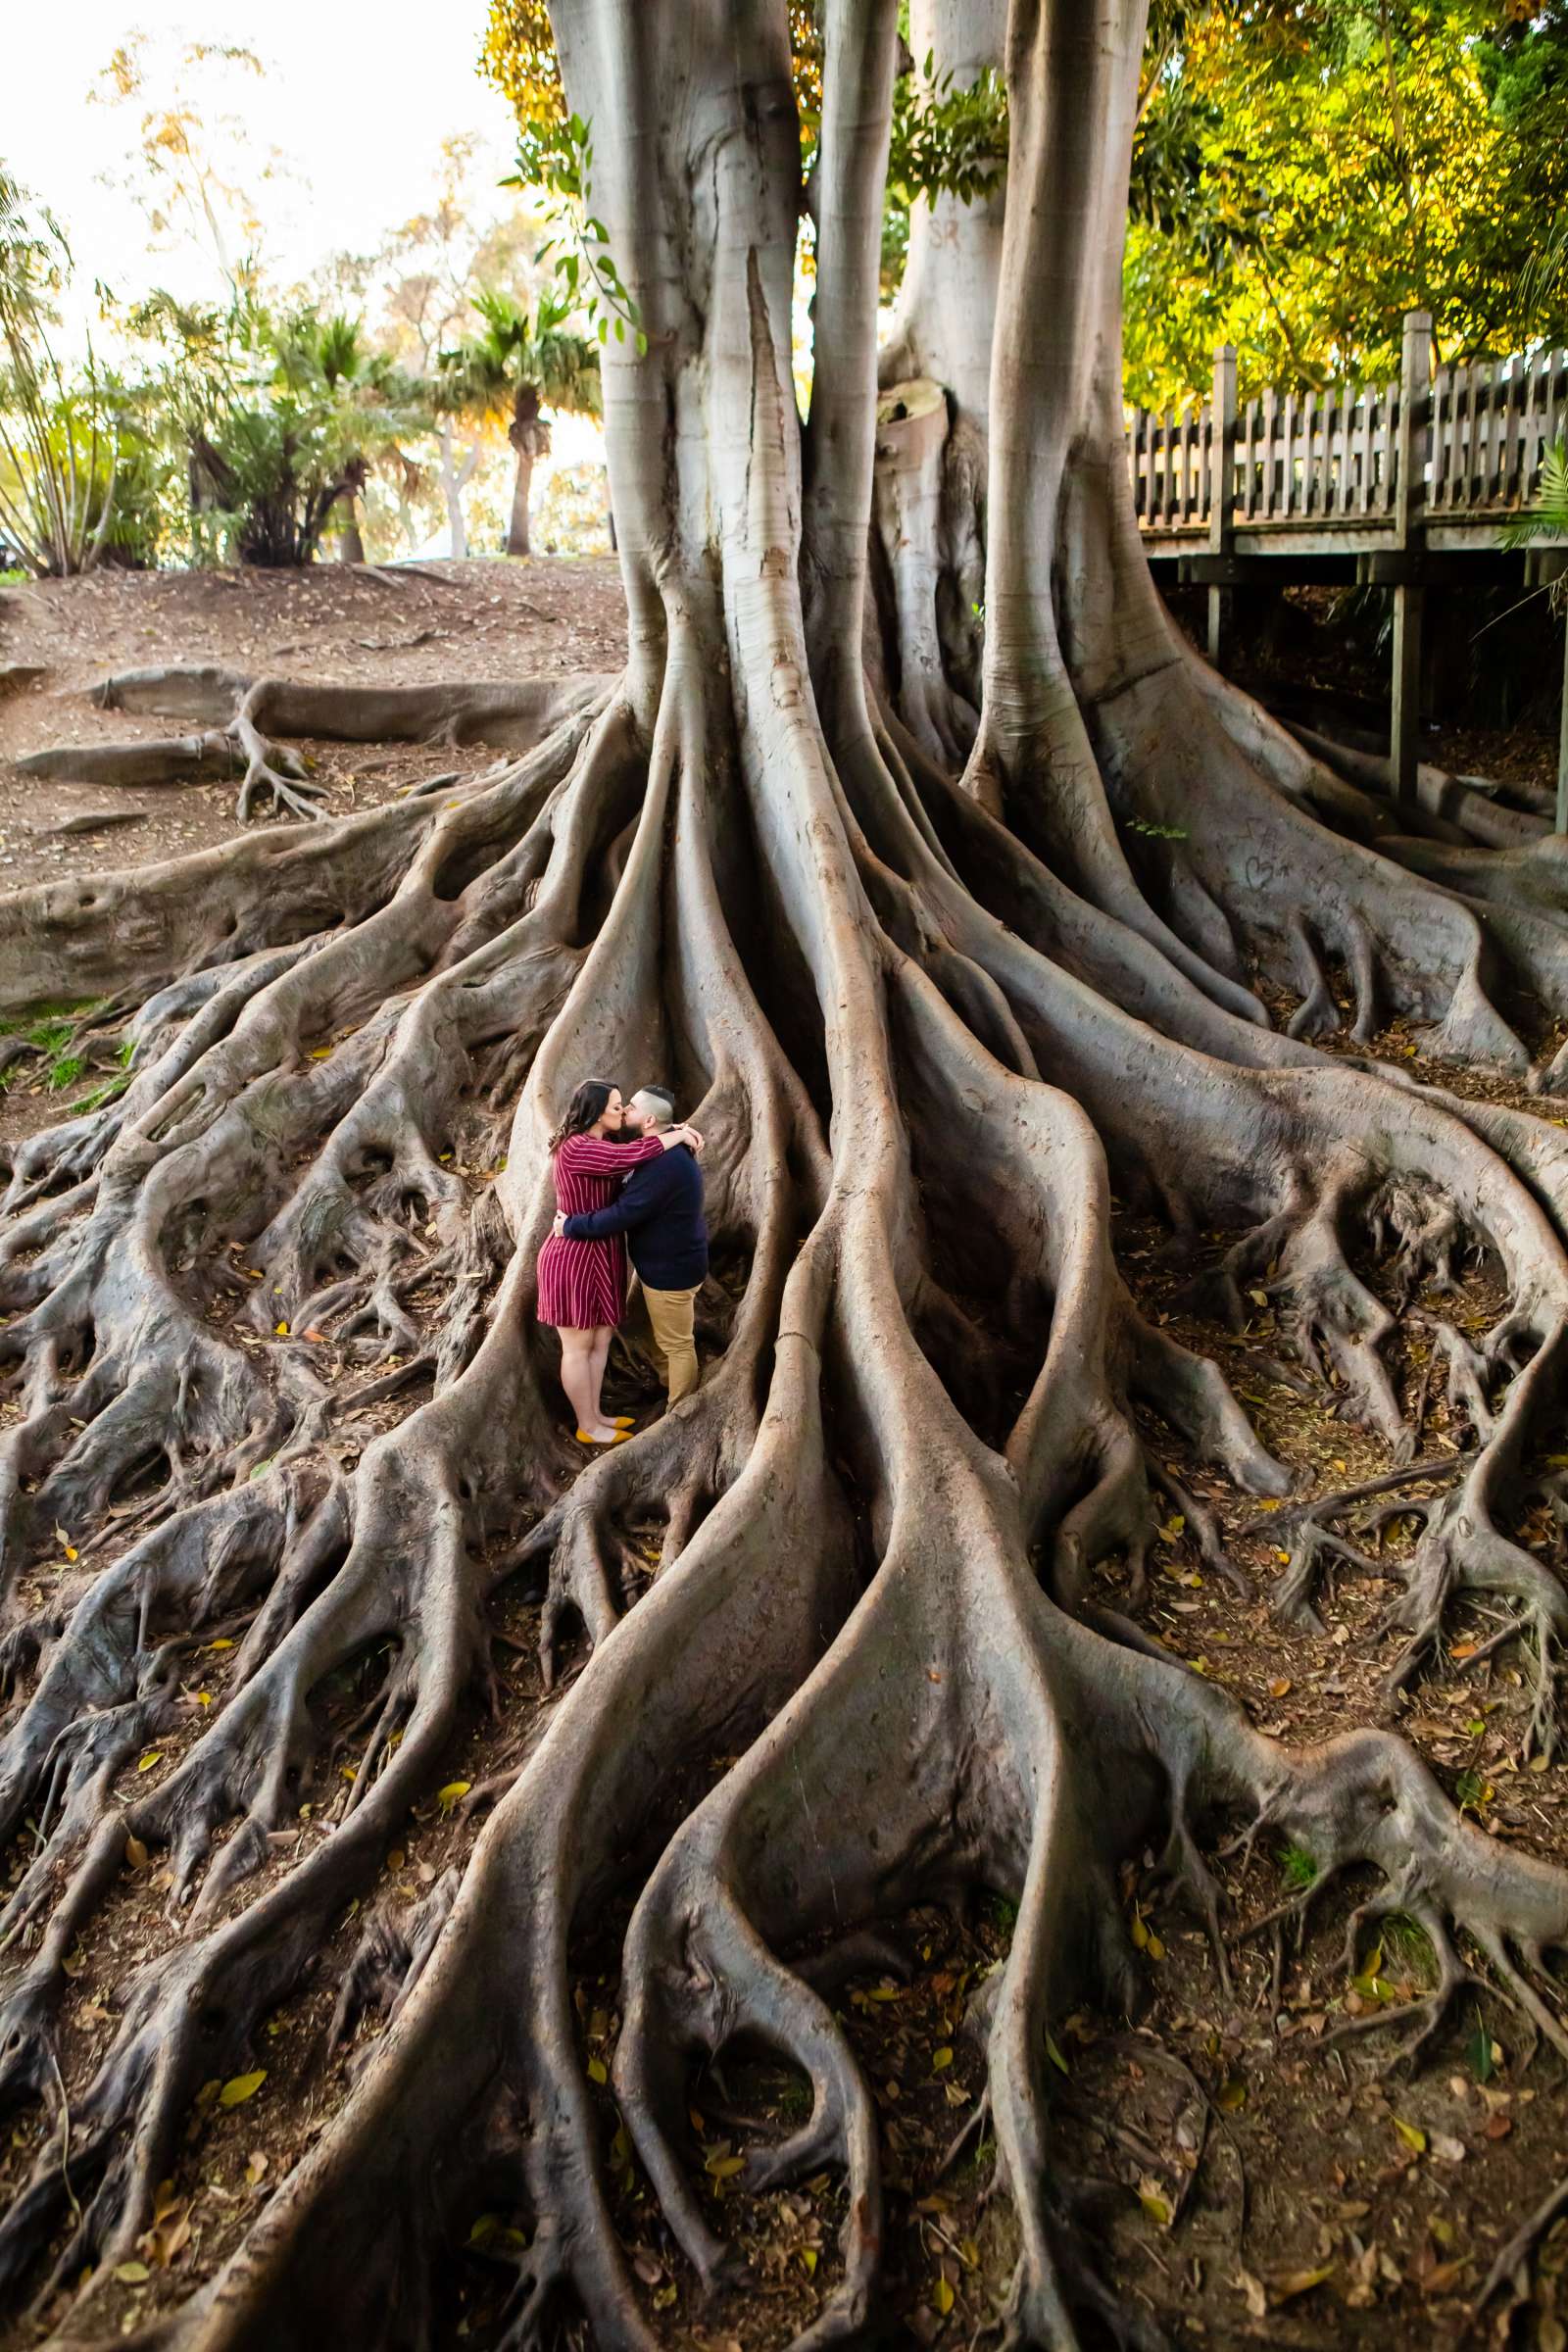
<box><xmin>554</xmin><ymin>1085</ymin><xmax>709</xmax><ymax>1405</ymax></box>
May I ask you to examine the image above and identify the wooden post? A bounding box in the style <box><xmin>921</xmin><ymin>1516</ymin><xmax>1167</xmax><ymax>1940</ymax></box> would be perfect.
<box><xmin>1207</xmin><ymin>343</ymin><xmax>1237</xmax><ymax>666</ymax></box>
<box><xmin>1557</xmin><ymin>593</ymin><xmax>1568</xmax><ymax>835</ymax></box>
<box><xmin>1391</xmin><ymin>310</ymin><xmax>1431</xmax><ymax>805</ymax></box>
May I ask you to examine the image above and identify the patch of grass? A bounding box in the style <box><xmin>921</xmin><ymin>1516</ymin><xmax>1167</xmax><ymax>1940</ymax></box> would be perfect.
<box><xmin>24</xmin><ymin>1019</ymin><xmax>74</xmax><ymax>1054</ymax></box>
<box><xmin>0</xmin><ymin>566</ymin><xmax>28</xmax><ymax>586</ymax></box>
<box><xmin>0</xmin><ymin>999</ymin><xmax>105</xmax><ymax>1037</ymax></box>
<box><xmin>981</xmin><ymin>1889</ymin><xmax>1019</xmax><ymax>1936</ymax></box>
<box><xmin>774</xmin><ymin>2073</ymin><xmax>811</xmax><ymax>2122</ymax></box>
<box><xmin>1279</xmin><ymin>1841</ymin><xmax>1318</xmax><ymax>1889</ymax></box>
<box><xmin>953</xmin><ymin>2134</ymin><xmax>997</xmax><ymax>2187</ymax></box>
<box><xmin>70</xmin><ymin>1073</ymin><xmax>132</xmax><ymax>1115</ymax></box>
<box><xmin>0</xmin><ymin>1004</ymin><xmax>118</xmax><ymax>1096</ymax></box>
<box><xmin>1382</xmin><ymin>1909</ymin><xmax>1437</xmax><ymax>1986</ymax></box>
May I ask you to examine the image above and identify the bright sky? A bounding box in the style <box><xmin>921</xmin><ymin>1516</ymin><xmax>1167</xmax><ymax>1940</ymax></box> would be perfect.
<box><xmin>6</xmin><ymin>0</ymin><xmax>520</xmax><ymax>334</ymax></box>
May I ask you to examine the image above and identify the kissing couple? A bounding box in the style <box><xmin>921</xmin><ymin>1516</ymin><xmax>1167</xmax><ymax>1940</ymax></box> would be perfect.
<box><xmin>536</xmin><ymin>1079</ymin><xmax>709</xmax><ymax>1446</ymax></box>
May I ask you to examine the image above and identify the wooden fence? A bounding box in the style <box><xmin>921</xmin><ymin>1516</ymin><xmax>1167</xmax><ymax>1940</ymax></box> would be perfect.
<box><xmin>1131</xmin><ymin>344</ymin><xmax>1568</xmax><ymax>539</ymax></box>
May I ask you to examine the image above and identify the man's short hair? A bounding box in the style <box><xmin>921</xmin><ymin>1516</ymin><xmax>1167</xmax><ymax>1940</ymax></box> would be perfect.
<box><xmin>633</xmin><ymin>1085</ymin><xmax>676</xmax><ymax>1125</ymax></box>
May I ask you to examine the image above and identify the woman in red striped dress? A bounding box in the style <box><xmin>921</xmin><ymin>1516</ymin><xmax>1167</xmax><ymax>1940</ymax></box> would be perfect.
<box><xmin>537</xmin><ymin>1080</ymin><xmax>704</xmax><ymax>1444</ymax></box>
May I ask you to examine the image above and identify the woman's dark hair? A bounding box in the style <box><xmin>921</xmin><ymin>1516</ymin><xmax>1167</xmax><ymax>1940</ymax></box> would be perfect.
<box><xmin>549</xmin><ymin>1078</ymin><xmax>617</xmax><ymax>1154</ymax></box>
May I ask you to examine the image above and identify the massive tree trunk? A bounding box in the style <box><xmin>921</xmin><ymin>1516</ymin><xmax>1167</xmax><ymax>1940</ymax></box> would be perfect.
<box><xmin>4</xmin><ymin>2</ymin><xmax>1568</xmax><ymax>2348</ymax></box>
<box><xmin>871</xmin><ymin>0</ymin><xmax>1003</xmax><ymax>760</ymax></box>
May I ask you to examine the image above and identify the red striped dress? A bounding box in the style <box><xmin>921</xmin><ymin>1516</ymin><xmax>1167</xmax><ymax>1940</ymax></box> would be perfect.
<box><xmin>536</xmin><ymin>1131</ymin><xmax>665</xmax><ymax>1331</ymax></box>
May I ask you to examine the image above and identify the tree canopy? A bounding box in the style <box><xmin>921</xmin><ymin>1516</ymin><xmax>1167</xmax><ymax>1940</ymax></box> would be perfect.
<box><xmin>482</xmin><ymin>0</ymin><xmax>1568</xmax><ymax>407</ymax></box>
<box><xmin>1127</xmin><ymin>0</ymin><xmax>1568</xmax><ymax>402</ymax></box>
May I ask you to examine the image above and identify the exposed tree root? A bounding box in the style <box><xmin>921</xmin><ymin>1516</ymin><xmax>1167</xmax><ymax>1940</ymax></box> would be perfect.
<box><xmin>3</xmin><ymin>0</ymin><xmax>1568</xmax><ymax>2346</ymax></box>
<box><xmin>17</xmin><ymin>668</ymin><xmax>612</xmax><ymax>824</ymax></box>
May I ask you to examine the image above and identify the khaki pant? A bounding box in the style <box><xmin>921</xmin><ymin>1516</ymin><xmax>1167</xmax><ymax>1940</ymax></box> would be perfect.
<box><xmin>641</xmin><ymin>1281</ymin><xmax>701</xmax><ymax>1404</ymax></box>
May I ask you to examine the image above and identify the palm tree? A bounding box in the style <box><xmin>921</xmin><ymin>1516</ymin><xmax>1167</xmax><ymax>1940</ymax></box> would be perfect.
<box><xmin>438</xmin><ymin>288</ymin><xmax>599</xmax><ymax>557</ymax></box>
<box><xmin>272</xmin><ymin>312</ymin><xmax>430</xmax><ymax>563</ymax></box>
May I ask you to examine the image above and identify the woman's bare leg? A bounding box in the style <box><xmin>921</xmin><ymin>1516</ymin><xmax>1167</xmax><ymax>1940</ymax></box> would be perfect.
<box><xmin>558</xmin><ymin>1329</ymin><xmax>617</xmax><ymax>1439</ymax></box>
<box><xmin>589</xmin><ymin>1328</ymin><xmax>613</xmax><ymax>1424</ymax></box>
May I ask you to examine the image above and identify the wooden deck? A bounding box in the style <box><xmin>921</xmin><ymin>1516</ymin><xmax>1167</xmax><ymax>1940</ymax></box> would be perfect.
<box><xmin>1130</xmin><ymin>316</ymin><xmax>1568</xmax><ymax>815</ymax></box>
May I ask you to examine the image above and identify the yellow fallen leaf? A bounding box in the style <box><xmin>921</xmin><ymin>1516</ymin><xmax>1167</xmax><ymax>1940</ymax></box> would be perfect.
<box><xmin>586</xmin><ymin>2056</ymin><xmax>608</xmax><ymax>2084</ymax></box>
<box><xmin>206</xmin><ymin>1637</ymin><xmax>234</xmax><ymax>1651</ymax></box>
<box><xmin>932</xmin><ymin>2276</ymin><xmax>955</xmax><ymax>2316</ymax></box>
<box><xmin>932</xmin><ymin>2045</ymin><xmax>953</xmax><ymax>2072</ymax></box>
<box><xmin>799</xmin><ymin>2247</ymin><xmax>817</xmax><ymax>2275</ymax></box>
<box><xmin>1139</xmin><ymin>2187</ymin><xmax>1172</xmax><ymax>2228</ymax></box>
<box><xmin>125</xmin><ymin>1834</ymin><xmax>149</xmax><ymax>1871</ymax></box>
<box><xmin>436</xmin><ymin>1781</ymin><xmax>470</xmax><ymax>1814</ymax></box>
<box><xmin>1046</xmin><ymin>2031</ymin><xmax>1069</xmax><ymax>2075</ymax></box>
<box><xmin>1274</xmin><ymin>2265</ymin><xmax>1333</xmax><ymax>2302</ymax></box>
<box><xmin>114</xmin><ymin>2260</ymin><xmax>150</xmax><ymax>2283</ymax></box>
<box><xmin>274</xmin><ymin>1321</ymin><xmax>289</xmax><ymax>1337</ymax></box>
<box><xmin>245</xmin><ymin>2150</ymin><xmax>270</xmax><ymax>2185</ymax></box>
<box><xmin>1268</xmin><ymin>1677</ymin><xmax>1292</xmax><ymax>1698</ymax></box>
<box><xmin>137</xmin><ymin>1751</ymin><xmax>162</xmax><ymax>1773</ymax></box>
<box><xmin>1394</xmin><ymin>2116</ymin><xmax>1427</xmax><ymax>2155</ymax></box>
<box><xmin>708</xmin><ymin>2155</ymin><xmax>745</xmax><ymax>2180</ymax></box>
<box><xmin>219</xmin><ymin>2070</ymin><xmax>266</xmax><ymax>2108</ymax></box>
<box><xmin>1217</xmin><ymin>2078</ymin><xmax>1246</xmax><ymax>2111</ymax></box>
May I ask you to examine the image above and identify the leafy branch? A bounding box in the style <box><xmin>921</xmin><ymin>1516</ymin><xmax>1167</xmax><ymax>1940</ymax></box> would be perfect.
<box><xmin>505</xmin><ymin>113</ymin><xmax>646</xmax><ymax>357</ymax></box>
<box><xmin>886</xmin><ymin>53</ymin><xmax>1009</xmax><ymax>212</ymax></box>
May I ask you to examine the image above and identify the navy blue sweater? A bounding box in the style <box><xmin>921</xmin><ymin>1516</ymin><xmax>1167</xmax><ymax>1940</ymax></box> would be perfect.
<box><xmin>562</xmin><ymin>1142</ymin><xmax>709</xmax><ymax>1290</ymax></box>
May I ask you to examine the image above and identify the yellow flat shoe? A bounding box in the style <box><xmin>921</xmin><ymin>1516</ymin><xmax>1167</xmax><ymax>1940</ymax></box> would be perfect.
<box><xmin>611</xmin><ymin>1415</ymin><xmax>636</xmax><ymax>1428</ymax></box>
<box><xmin>575</xmin><ymin>1427</ymin><xmax>631</xmax><ymax>1446</ymax></box>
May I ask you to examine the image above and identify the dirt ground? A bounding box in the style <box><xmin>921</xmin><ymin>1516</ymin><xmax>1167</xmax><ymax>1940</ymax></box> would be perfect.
<box><xmin>0</xmin><ymin>554</ymin><xmax>627</xmax><ymax>887</ymax></box>
<box><xmin>2</xmin><ymin>561</ymin><xmax>1567</xmax><ymax>2352</ymax></box>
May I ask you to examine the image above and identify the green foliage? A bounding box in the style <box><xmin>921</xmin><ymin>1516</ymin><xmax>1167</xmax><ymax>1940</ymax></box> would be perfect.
<box><xmin>503</xmin><ymin>114</ymin><xmax>646</xmax><ymax>356</ymax></box>
<box><xmin>1126</xmin><ymin>0</ymin><xmax>1568</xmax><ymax>407</ymax></box>
<box><xmin>437</xmin><ymin>287</ymin><xmax>600</xmax><ymax>430</ymax></box>
<box><xmin>1381</xmin><ymin>1909</ymin><xmax>1437</xmax><ymax>1984</ymax></box>
<box><xmin>0</xmin><ymin>1010</ymin><xmax>108</xmax><ymax>1097</ymax></box>
<box><xmin>886</xmin><ymin>53</ymin><xmax>1009</xmax><ymax>212</ymax></box>
<box><xmin>124</xmin><ymin>287</ymin><xmax>430</xmax><ymax>565</ymax></box>
<box><xmin>70</xmin><ymin>1072</ymin><xmax>133</xmax><ymax>1115</ymax></box>
<box><xmin>1506</xmin><ymin>437</ymin><xmax>1568</xmax><ymax>546</ymax></box>
<box><xmin>1280</xmin><ymin>1841</ymin><xmax>1318</xmax><ymax>1888</ymax></box>
<box><xmin>0</xmin><ymin>172</ymin><xmax>127</xmax><ymax>576</ymax></box>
